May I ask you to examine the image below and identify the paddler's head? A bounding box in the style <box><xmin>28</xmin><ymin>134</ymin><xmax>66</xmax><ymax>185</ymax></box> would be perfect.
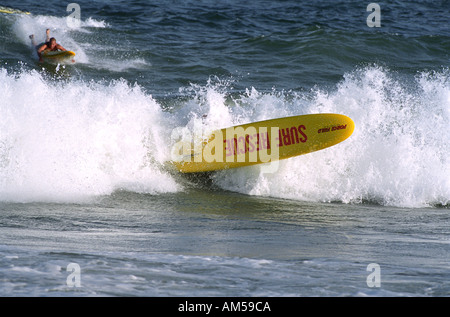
<box><xmin>48</xmin><ymin>38</ymin><xmax>57</xmax><ymax>49</ymax></box>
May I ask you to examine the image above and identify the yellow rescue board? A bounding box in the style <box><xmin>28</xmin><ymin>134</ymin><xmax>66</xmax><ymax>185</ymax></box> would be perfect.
<box><xmin>171</xmin><ymin>113</ymin><xmax>355</xmax><ymax>173</ymax></box>
<box><xmin>0</xmin><ymin>6</ymin><xmax>30</xmax><ymax>14</ymax></box>
<box><xmin>42</xmin><ymin>50</ymin><xmax>76</xmax><ymax>63</ymax></box>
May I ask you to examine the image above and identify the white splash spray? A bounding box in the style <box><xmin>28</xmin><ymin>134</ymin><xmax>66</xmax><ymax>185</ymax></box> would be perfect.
<box><xmin>0</xmin><ymin>68</ymin><xmax>179</xmax><ymax>202</ymax></box>
<box><xmin>211</xmin><ymin>67</ymin><xmax>450</xmax><ymax>208</ymax></box>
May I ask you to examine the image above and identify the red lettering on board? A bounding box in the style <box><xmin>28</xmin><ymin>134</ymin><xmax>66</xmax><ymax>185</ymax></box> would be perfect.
<box><xmin>246</xmin><ymin>134</ymin><xmax>255</xmax><ymax>153</ymax></box>
<box><xmin>318</xmin><ymin>124</ymin><xmax>346</xmax><ymax>133</ymax></box>
<box><xmin>298</xmin><ymin>125</ymin><xmax>307</xmax><ymax>143</ymax></box>
<box><xmin>277</xmin><ymin>125</ymin><xmax>307</xmax><ymax>147</ymax></box>
<box><xmin>224</xmin><ymin>132</ymin><xmax>272</xmax><ymax>157</ymax></box>
<box><xmin>224</xmin><ymin>126</ymin><xmax>308</xmax><ymax>157</ymax></box>
<box><xmin>281</xmin><ymin>128</ymin><xmax>291</xmax><ymax>146</ymax></box>
<box><xmin>260</xmin><ymin>132</ymin><xmax>270</xmax><ymax>150</ymax></box>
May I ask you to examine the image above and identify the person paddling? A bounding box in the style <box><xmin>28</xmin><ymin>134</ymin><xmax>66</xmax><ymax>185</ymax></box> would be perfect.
<box><xmin>29</xmin><ymin>29</ymin><xmax>67</xmax><ymax>62</ymax></box>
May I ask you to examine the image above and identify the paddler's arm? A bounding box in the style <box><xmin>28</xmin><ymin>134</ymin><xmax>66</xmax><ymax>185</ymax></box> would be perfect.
<box><xmin>36</xmin><ymin>44</ymin><xmax>47</xmax><ymax>62</ymax></box>
<box><xmin>56</xmin><ymin>44</ymin><xmax>67</xmax><ymax>51</ymax></box>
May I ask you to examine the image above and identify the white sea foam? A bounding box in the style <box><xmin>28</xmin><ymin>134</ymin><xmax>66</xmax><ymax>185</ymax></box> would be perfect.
<box><xmin>0</xmin><ymin>68</ymin><xmax>179</xmax><ymax>202</ymax></box>
<box><xmin>0</xmin><ymin>64</ymin><xmax>448</xmax><ymax>207</ymax></box>
<box><xmin>209</xmin><ymin>67</ymin><xmax>450</xmax><ymax>208</ymax></box>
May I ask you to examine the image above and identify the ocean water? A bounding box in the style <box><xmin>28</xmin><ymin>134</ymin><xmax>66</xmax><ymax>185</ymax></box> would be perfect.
<box><xmin>0</xmin><ymin>0</ymin><xmax>449</xmax><ymax>297</ymax></box>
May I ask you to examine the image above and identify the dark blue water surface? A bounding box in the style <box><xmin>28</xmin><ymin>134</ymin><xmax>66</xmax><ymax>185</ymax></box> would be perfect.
<box><xmin>1</xmin><ymin>0</ymin><xmax>449</xmax><ymax>93</ymax></box>
<box><xmin>0</xmin><ymin>1</ymin><xmax>449</xmax><ymax>297</ymax></box>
